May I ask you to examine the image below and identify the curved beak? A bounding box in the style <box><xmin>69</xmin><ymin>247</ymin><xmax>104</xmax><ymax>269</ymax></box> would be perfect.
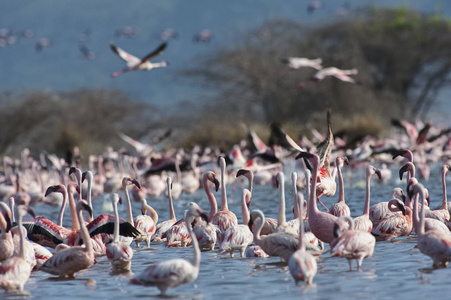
<box><xmin>213</xmin><ymin>178</ymin><xmax>220</xmax><ymax>192</ymax></box>
<box><xmin>45</xmin><ymin>185</ymin><xmax>58</xmax><ymax>197</ymax></box>
<box><xmin>399</xmin><ymin>164</ymin><xmax>408</xmax><ymax>180</ymax></box>
<box><xmin>375</xmin><ymin>169</ymin><xmax>382</xmax><ymax>181</ymax></box>
<box><xmin>236</xmin><ymin>169</ymin><xmax>248</xmax><ymax>178</ymax></box>
<box><xmin>131</xmin><ymin>179</ymin><xmax>141</xmax><ymax>189</ymax></box>
<box><xmin>343</xmin><ymin>157</ymin><xmax>349</xmax><ymax>165</ymax></box>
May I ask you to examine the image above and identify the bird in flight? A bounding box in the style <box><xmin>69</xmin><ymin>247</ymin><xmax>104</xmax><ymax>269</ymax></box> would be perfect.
<box><xmin>110</xmin><ymin>42</ymin><xmax>168</xmax><ymax>77</ymax></box>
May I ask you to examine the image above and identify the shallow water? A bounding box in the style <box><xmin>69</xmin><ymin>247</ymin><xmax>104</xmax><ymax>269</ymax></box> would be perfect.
<box><xmin>6</xmin><ymin>163</ymin><xmax>451</xmax><ymax>299</ymax></box>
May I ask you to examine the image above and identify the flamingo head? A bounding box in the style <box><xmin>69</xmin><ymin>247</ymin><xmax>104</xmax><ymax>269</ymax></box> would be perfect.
<box><xmin>392</xmin><ymin>149</ymin><xmax>413</xmax><ymax>162</ymax></box>
<box><xmin>399</xmin><ymin>162</ymin><xmax>414</xmax><ymax>180</ymax></box>
<box><xmin>45</xmin><ymin>184</ymin><xmax>66</xmax><ymax>197</ymax></box>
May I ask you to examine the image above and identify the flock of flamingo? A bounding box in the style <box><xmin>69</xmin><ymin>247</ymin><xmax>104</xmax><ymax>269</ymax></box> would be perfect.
<box><xmin>0</xmin><ymin>110</ymin><xmax>450</xmax><ymax>295</ymax></box>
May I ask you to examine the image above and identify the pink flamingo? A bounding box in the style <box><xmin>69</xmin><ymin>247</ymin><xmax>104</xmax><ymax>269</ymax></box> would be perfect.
<box><xmin>106</xmin><ymin>194</ymin><xmax>133</xmax><ymax>272</ymax></box>
<box><xmin>245</xmin><ymin>245</ymin><xmax>269</xmax><ymax>258</ymax></box>
<box><xmin>219</xmin><ymin>189</ymin><xmax>254</xmax><ymax>257</ymax></box>
<box><xmin>165</xmin><ymin>218</ymin><xmax>191</xmax><ymax>248</ymax></box>
<box><xmin>130</xmin><ymin>203</ymin><xmax>209</xmax><ymax>295</ymax></box>
<box><xmin>212</xmin><ymin>157</ymin><xmax>238</xmax><ymax>235</ymax></box>
<box><xmin>236</xmin><ymin>169</ymin><xmax>278</xmax><ymax>235</ymax></box>
<box><xmin>329</xmin><ymin>156</ymin><xmax>351</xmax><ymax>217</ymax></box>
<box><xmin>288</xmin><ymin>184</ymin><xmax>317</xmax><ymax>285</ymax></box>
<box><xmin>296</xmin><ymin>152</ymin><xmax>338</xmax><ymax>244</ymax></box>
<box><xmin>274</xmin><ymin>172</ymin><xmax>297</xmax><ymax>235</ymax></box>
<box><xmin>134</xmin><ymin>198</ymin><xmax>159</xmax><ymax>248</ymax></box>
<box><xmin>369</xmin><ymin>187</ymin><xmax>405</xmax><ymax>224</ymax></box>
<box><xmin>152</xmin><ymin>177</ymin><xmax>178</xmax><ymax>242</ymax></box>
<box><xmin>248</xmin><ymin>209</ymin><xmax>298</xmax><ymax>262</ymax></box>
<box><xmin>371</xmin><ymin>199</ymin><xmax>412</xmax><ymax>241</ymax></box>
<box><xmin>298</xmin><ymin>67</ymin><xmax>358</xmax><ymax>87</ymax></box>
<box><xmin>39</xmin><ymin>200</ymin><xmax>95</xmax><ymax>278</ymax></box>
<box><xmin>410</xmin><ymin>183</ymin><xmax>451</xmax><ymax>268</ymax></box>
<box><xmin>0</xmin><ymin>203</ymin><xmax>13</xmax><ymax>263</ymax></box>
<box><xmin>353</xmin><ymin>165</ymin><xmax>382</xmax><ymax>232</ymax></box>
<box><xmin>330</xmin><ymin>216</ymin><xmax>376</xmax><ymax>271</ymax></box>
<box><xmin>281</xmin><ymin>57</ymin><xmax>323</xmax><ymax>70</ymax></box>
<box><xmin>431</xmin><ymin>164</ymin><xmax>451</xmax><ymax>221</ymax></box>
<box><xmin>0</xmin><ymin>206</ymin><xmax>33</xmax><ymax>293</ymax></box>
<box><xmin>110</xmin><ymin>42</ymin><xmax>168</xmax><ymax>77</ymax></box>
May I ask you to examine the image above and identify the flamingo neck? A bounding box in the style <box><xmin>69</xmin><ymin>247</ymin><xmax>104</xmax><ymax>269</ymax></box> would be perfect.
<box><xmin>241</xmin><ymin>193</ymin><xmax>250</xmax><ymax>225</ymax></box>
<box><xmin>442</xmin><ymin>168</ymin><xmax>448</xmax><ymax>209</ymax></box>
<box><xmin>277</xmin><ymin>179</ymin><xmax>287</xmax><ymax>226</ymax></box>
<box><xmin>68</xmin><ymin>186</ymin><xmax>80</xmax><ymax>230</ymax></box>
<box><xmin>77</xmin><ymin>208</ymin><xmax>92</xmax><ymax>253</ymax></box>
<box><xmin>86</xmin><ymin>173</ymin><xmax>93</xmax><ymax>211</ymax></box>
<box><xmin>292</xmin><ymin>173</ymin><xmax>299</xmax><ymax>218</ymax></box>
<box><xmin>309</xmin><ymin>163</ymin><xmax>319</xmax><ymax>216</ymax></box>
<box><xmin>220</xmin><ymin>165</ymin><xmax>228</xmax><ymax>211</ymax></box>
<box><xmin>247</xmin><ymin>172</ymin><xmax>254</xmax><ymax>194</ymax></box>
<box><xmin>186</xmin><ymin>215</ymin><xmax>200</xmax><ymax>268</ymax></box>
<box><xmin>363</xmin><ymin>172</ymin><xmax>372</xmax><ymax>216</ymax></box>
<box><xmin>57</xmin><ymin>189</ymin><xmax>68</xmax><ymax>227</ymax></box>
<box><xmin>175</xmin><ymin>160</ymin><xmax>182</xmax><ymax>184</ymax></box>
<box><xmin>298</xmin><ymin>194</ymin><xmax>305</xmax><ymax>251</ymax></box>
<box><xmin>0</xmin><ymin>213</ymin><xmax>8</xmax><ymax>238</ymax></box>
<box><xmin>144</xmin><ymin>203</ymin><xmax>159</xmax><ymax>224</ymax></box>
<box><xmin>253</xmin><ymin>211</ymin><xmax>265</xmax><ymax>244</ymax></box>
<box><xmin>337</xmin><ymin>163</ymin><xmax>345</xmax><ymax>203</ymax></box>
<box><xmin>419</xmin><ymin>191</ymin><xmax>426</xmax><ymax>236</ymax></box>
<box><xmin>8</xmin><ymin>197</ymin><xmax>15</xmax><ymax>223</ymax></box>
<box><xmin>412</xmin><ymin>194</ymin><xmax>420</xmax><ymax>233</ymax></box>
<box><xmin>168</xmin><ymin>189</ymin><xmax>176</xmax><ymax>221</ymax></box>
<box><xmin>112</xmin><ymin>200</ymin><xmax>119</xmax><ymax>243</ymax></box>
<box><xmin>18</xmin><ymin>218</ymin><xmax>25</xmax><ymax>259</ymax></box>
<box><xmin>124</xmin><ymin>186</ymin><xmax>134</xmax><ymax>224</ymax></box>
<box><xmin>203</xmin><ymin>176</ymin><xmax>217</xmax><ymax>220</ymax></box>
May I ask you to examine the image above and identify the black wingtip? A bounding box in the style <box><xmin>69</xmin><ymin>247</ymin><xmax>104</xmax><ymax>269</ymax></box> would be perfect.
<box><xmin>199</xmin><ymin>211</ymin><xmax>210</xmax><ymax>224</ymax></box>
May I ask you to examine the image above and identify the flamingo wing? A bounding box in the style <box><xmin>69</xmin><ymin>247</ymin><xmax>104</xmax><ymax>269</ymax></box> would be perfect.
<box><xmin>22</xmin><ymin>218</ymin><xmax>64</xmax><ymax>248</ymax></box>
<box><xmin>140</xmin><ymin>42</ymin><xmax>167</xmax><ymax>63</ymax></box>
<box><xmin>87</xmin><ymin>214</ymin><xmax>141</xmax><ymax>239</ymax></box>
<box><xmin>39</xmin><ymin>247</ymin><xmax>94</xmax><ymax>276</ymax></box>
<box><xmin>132</xmin><ymin>259</ymin><xmax>193</xmax><ymax>286</ymax></box>
<box><xmin>331</xmin><ymin>72</ymin><xmax>355</xmax><ymax>83</ymax></box>
<box><xmin>110</xmin><ymin>43</ymin><xmax>140</xmax><ymax>64</ymax></box>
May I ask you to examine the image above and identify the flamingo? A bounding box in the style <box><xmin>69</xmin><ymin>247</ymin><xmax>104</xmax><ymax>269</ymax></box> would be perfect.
<box><xmin>431</xmin><ymin>164</ymin><xmax>451</xmax><ymax>221</ymax></box>
<box><xmin>134</xmin><ymin>198</ymin><xmax>158</xmax><ymax>248</ymax></box>
<box><xmin>0</xmin><ymin>206</ymin><xmax>33</xmax><ymax>293</ymax></box>
<box><xmin>281</xmin><ymin>57</ymin><xmax>323</xmax><ymax>70</ymax></box>
<box><xmin>110</xmin><ymin>42</ymin><xmax>168</xmax><ymax>77</ymax></box>
<box><xmin>219</xmin><ymin>189</ymin><xmax>254</xmax><ymax>257</ymax></box>
<box><xmin>245</xmin><ymin>245</ymin><xmax>270</xmax><ymax>258</ymax></box>
<box><xmin>353</xmin><ymin>165</ymin><xmax>382</xmax><ymax>232</ymax></box>
<box><xmin>0</xmin><ymin>204</ymin><xmax>13</xmax><ymax>263</ymax></box>
<box><xmin>296</xmin><ymin>152</ymin><xmax>338</xmax><ymax>244</ymax></box>
<box><xmin>288</xmin><ymin>184</ymin><xmax>317</xmax><ymax>285</ymax></box>
<box><xmin>410</xmin><ymin>183</ymin><xmax>451</xmax><ymax>268</ymax></box>
<box><xmin>106</xmin><ymin>194</ymin><xmax>133</xmax><ymax>272</ymax></box>
<box><xmin>120</xmin><ymin>176</ymin><xmax>141</xmax><ymax>245</ymax></box>
<box><xmin>236</xmin><ymin>169</ymin><xmax>278</xmax><ymax>235</ymax></box>
<box><xmin>165</xmin><ymin>217</ymin><xmax>191</xmax><ymax>248</ymax></box>
<box><xmin>10</xmin><ymin>225</ymin><xmax>36</xmax><ymax>271</ymax></box>
<box><xmin>371</xmin><ymin>199</ymin><xmax>412</xmax><ymax>241</ymax></box>
<box><xmin>274</xmin><ymin>172</ymin><xmax>298</xmax><ymax>235</ymax></box>
<box><xmin>329</xmin><ymin>156</ymin><xmax>351</xmax><ymax>217</ymax></box>
<box><xmin>39</xmin><ymin>200</ymin><xmax>95</xmax><ymax>278</ymax></box>
<box><xmin>248</xmin><ymin>209</ymin><xmax>298</xmax><ymax>262</ymax></box>
<box><xmin>130</xmin><ymin>203</ymin><xmax>209</xmax><ymax>295</ymax></box>
<box><xmin>369</xmin><ymin>187</ymin><xmax>405</xmax><ymax>224</ymax></box>
<box><xmin>298</xmin><ymin>67</ymin><xmax>358</xmax><ymax>87</ymax></box>
<box><xmin>153</xmin><ymin>177</ymin><xmax>178</xmax><ymax>242</ymax></box>
<box><xmin>330</xmin><ymin>216</ymin><xmax>376</xmax><ymax>271</ymax></box>
<box><xmin>212</xmin><ymin>157</ymin><xmax>238</xmax><ymax>236</ymax></box>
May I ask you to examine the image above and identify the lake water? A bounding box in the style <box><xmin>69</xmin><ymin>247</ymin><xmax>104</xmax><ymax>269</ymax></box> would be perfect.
<box><xmin>4</xmin><ymin>163</ymin><xmax>451</xmax><ymax>299</ymax></box>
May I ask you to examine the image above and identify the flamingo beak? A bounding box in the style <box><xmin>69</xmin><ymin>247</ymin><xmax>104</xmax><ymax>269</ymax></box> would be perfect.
<box><xmin>213</xmin><ymin>178</ymin><xmax>220</xmax><ymax>192</ymax></box>
<box><xmin>399</xmin><ymin>164</ymin><xmax>408</xmax><ymax>180</ymax></box>
<box><xmin>82</xmin><ymin>172</ymin><xmax>87</xmax><ymax>182</ymax></box>
<box><xmin>343</xmin><ymin>157</ymin><xmax>349</xmax><ymax>165</ymax></box>
<box><xmin>236</xmin><ymin>169</ymin><xmax>248</xmax><ymax>178</ymax></box>
<box><xmin>68</xmin><ymin>167</ymin><xmax>77</xmax><ymax>176</ymax></box>
<box><xmin>131</xmin><ymin>179</ymin><xmax>141</xmax><ymax>189</ymax></box>
<box><xmin>375</xmin><ymin>169</ymin><xmax>382</xmax><ymax>180</ymax></box>
<box><xmin>27</xmin><ymin>207</ymin><xmax>36</xmax><ymax>218</ymax></box>
<box><xmin>45</xmin><ymin>185</ymin><xmax>58</xmax><ymax>197</ymax></box>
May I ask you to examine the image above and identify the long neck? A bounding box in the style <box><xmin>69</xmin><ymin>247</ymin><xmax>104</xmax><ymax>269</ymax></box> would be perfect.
<box><xmin>309</xmin><ymin>163</ymin><xmax>319</xmax><ymax>216</ymax></box>
<box><xmin>168</xmin><ymin>187</ymin><xmax>176</xmax><ymax>220</ymax></box>
<box><xmin>412</xmin><ymin>194</ymin><xmax>420</xmax><ymax>233</ymax></box>
<box><xmin>305</xmin><ymin>170</ymin><xmax>311</xmax><ymax>217</ymax></box>
<box><xmin>298</xmin><ymin>193</ymin><xmax>305</xmax><ymax>251</ymax></box>
<box><xmin>292</xmin><ymin>173</ymin><xmax>299</xmax><ymax>218</ymax></box>
<box><xmin>203</xmin><ymin>176</ymin><xmax>217</xmax><ymax>219</ymax></box>
<box><xmin>187</xmin><ymin>216</ymin><xmax>200</xmax><ymax>268</ymax></box>
<box><xmin>0</xmin><ymin>213</ymin><xmax>8</xmax><ymax>239</ymax></box>
<box><xmin>363</xmin><ymin>171</ymin><xmax>372</xmax><ymax>216</ymax></box>
<box><xmin>220</xmin><ymin>163</ymin><xmax>228</xmax><ymax>211</ymax></box>
<box><xmin>247</xmin><ymin>172</ymin><xmax>254</xmax><ymax>193</ymax></box>
<box><xmin>337</xmin><ymin>162</ymin><xmax>345</xmax><ymax>203</ymax></box>
<box><xmin>241</xmin><ymin>194</ymin><xmax>250</xmax><ymax>225</ymax></box>
<box><xmin>87</xmin><ymin>173</ymin><xmax>93</xmax><ymax>211</ymax></box>
<box><xmin>419</xmin><ymin>190</ymin><xmax>426</xmax><ymax>236</ymax></box>
<box><xmin>442</xmin><ymin>168</ymin><xmax>448</xmax><ymax>209</ymax></box>
<box><xmin>144</xmin><ymin>203</ymin><xmax>159</xmax><ymax>224</ymax></box>
<box><xmin>57</xmin><ymin>189</ymin><xmax>68</xmax><ymax>227</ymax></box>
<box><xmin>68</xmin><ymin>186</ymin><xmax>80</xmax><ymax>230</ymax></box>
<box><xmin>77</xmin><ymin>208</ymin><xmax>92</xmax><ymax>252</ymax></box>
<box><xmin>253</xmin><ymin>211</ymin><xmax>265</xmax><ymax>243</ymax></box>
<box><xmin>112</xmin><ymin>200</ymin><xmax>119</xmax><ymax>243</ymax></box>
<box><xmin>124</xmin><ymin>185</ymin><xmax>134</xmax><ymax>223</ymax></box>
<box><xmin>9</xmin><ymin>197</ymin><xmax>15</xmax><ymax>223</ymax></box>
<box><xmin>18</xmin><ymin>216</ymin><xmax>25</xmax><ymax>259</ymax></box>
<box><xmin>278</xmin><ymin>179</ymin><xmax>287</xmax><ymax>226</ymax></box>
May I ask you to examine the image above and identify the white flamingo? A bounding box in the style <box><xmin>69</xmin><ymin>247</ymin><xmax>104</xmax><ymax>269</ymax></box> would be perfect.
<box><xmin>134</xmin><ymin>198</ymin><xmax>158</xmax><ymax>248</ymax></box>
<box><xmin>110</xmin><ymin>42</ymin><xmax>168</xmax><ymax>77</ymax></box>
<box><xmin>153</xmin><ymin>177</ymin><xmax>178</xmax><ymax>242</ymax></box>
<box><xmin>130</xmin><ymin>203</ymin><xmax>209</xmax><ymax>295</ymax></box>
<box><xmin>329</xmin><ymin>156</ymin><xmax>351</xmax><ymax>217</ymax></box>
<box><xmin>106</xmin><ymin>193</ymin><xmax>133</xmax><ymax>272</ymax></box>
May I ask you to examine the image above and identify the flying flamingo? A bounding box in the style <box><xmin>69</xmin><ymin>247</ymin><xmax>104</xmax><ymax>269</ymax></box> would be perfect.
<box><xmin>369</xmin><ymin>187</ymin><xmax>405</xmax><ymax>224</ymax></box>
<box><xmin>0</xmin><ymin>206</ymin><xmax>33</xmax><ymax>293</ymax></box>
<box><xmin>298</xmin><ymin>67</ymin><xmax>358</xmax><ymax>87</ymax></box>
<box><xmin>110</xmin><ymin>42</ymin><xmax>168</xmax><ymax>77</ymax></box>
<box><xmin>39</xmin><ymin>200</ymin><xmax>95</xmax><ymax>278</ymax></box>
<box><xmin>152</xmin><ymin>177</ymin><xmax>178</xmax><ymax>242</ymax></box>
<box><xmin>353</xmin><ymin>165</ymin><xmax>382</xmax><ymax>232</ymax></box>
<box><xmin>212</xmin><ymin>157</ymin><xmax>238</xmax><ymax>236</ymax></box>
<box><xmin>288</xmin><ymin>185</ymin><xmax>317</xmax><ymax>285</ymax></box>
<box><xmin>296</xmin><ymin>152</ymin><xmax>338</xmax><ymax>244</ymax></box>
<box><xmin>330</xmin><ymin>216</ymin><xmax>376</xmax><ymax>271</ymax></box>
<box><xmin>219</xmin><ymin>189</ymin><xmax>254</xmax><ymax>257</ymax></box>
<box><xmin>371</xmin><ymin>199</ymin><xmax>412</xmax><ymax>241</ymax></box>
<box><xmin>134</xmin><ymin>198</ymin><xmax>159</xmax><ymax>248</ymax></box>
<box><xmin>130</xmin><ymin>203</ymin><xmax>209</xmax><ymax>295</ymax></box>
<box><xmin>281</xmin><ymin>57</ymin><xmax>323</xmax><ymax>70</ymax></box>
<box><xmin>410</xmin><ymin>183</ymin><xmax>451</xmax><ymax>268</ymax></box>
<box><xmin>248</xmin><ymin>209</ymin><xmax>298</xmax><ymax>262</ymax></box>
<box><xmin>106</xmin><ymin>194</ymin><xmax>133</xmax><ymax>272</ymax></box>
<box><xmin>329</xmin><ymin>156</ymin><xmax>351</xmax><ymax>217</ymax></box>
<box><xmin>236</xmin><ymin>169</ymin><xmax>278</xmax><ymax>235</ymax></box>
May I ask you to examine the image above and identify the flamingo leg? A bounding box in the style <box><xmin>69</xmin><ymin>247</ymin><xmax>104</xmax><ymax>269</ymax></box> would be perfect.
<box><xmin>348</xmin><ymin>259</ymin><xmax>353</xmax><ymax>271</ymax></box>
<box><xmin>317</xmin><ymin>194</ymin><xmax>330</xmax><ymax>212</ymax></box>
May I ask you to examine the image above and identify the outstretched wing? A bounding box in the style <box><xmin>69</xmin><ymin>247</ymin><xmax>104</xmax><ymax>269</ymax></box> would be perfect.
<box><xmin>110</xmin><ymin>43</ymin><xmax>140</xmax><ymax>64</ymax></box>
<box><xmin>141</xmin><ymin>42</ymin><xmax>167</xmax><ymax>63</ymax></box>
<box><xmin>315</xmin><ymin>108</ymin><xmax>334</xmax><ymax>169</ymax></box>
